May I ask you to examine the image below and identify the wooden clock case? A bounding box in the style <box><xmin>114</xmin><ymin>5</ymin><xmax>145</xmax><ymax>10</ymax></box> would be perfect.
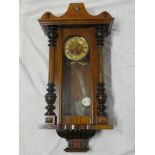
<box><xmin>39</xmin><ymin>3</ymin><xmax>114</xmax><ymax>152</ymax></box>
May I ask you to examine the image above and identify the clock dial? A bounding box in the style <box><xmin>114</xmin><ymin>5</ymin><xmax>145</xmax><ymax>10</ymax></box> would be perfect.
<box><xmin>64</xmin><ymin>36</ymin><xmax>89</xmax><ymax>61</ymax></box>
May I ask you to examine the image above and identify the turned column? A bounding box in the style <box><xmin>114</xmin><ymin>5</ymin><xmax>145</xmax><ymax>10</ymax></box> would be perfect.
<box><xmin>44</xmin><ymin>25</ymin><xmax>58</xmax><ymax>124</ymax></box>
<box><xmin>96</xmin><ymin>25</ymin><xmax>108</xmax><ymax>117</ymax></box>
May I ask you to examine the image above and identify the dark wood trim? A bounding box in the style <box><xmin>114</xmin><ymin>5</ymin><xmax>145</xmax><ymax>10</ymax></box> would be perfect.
<box><xmin>44</xmin><ymin>82</ymin><xmax>57</xmax><ymax>124</ymax></box>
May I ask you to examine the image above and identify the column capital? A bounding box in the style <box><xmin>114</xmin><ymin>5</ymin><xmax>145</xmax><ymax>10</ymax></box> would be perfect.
<box><xmin>47</xmin><ymin>25</ymin><xmax>58</xmax><ymax>47</ymax></box>
<box><xmin>96</xmin><ymin>25</ymin><xmax>108</xmax><ymax>46</ymax></box>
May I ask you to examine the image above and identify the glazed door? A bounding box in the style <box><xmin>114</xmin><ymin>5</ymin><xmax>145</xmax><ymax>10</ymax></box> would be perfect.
<box><xmin>61</xmin><ymin>27</ymin><xmax>93</xmax><ymax>124</ymax></box>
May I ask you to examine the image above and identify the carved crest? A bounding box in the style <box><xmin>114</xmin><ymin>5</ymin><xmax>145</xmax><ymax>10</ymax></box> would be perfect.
<box><xmin>39</xmin><ymin>3</ymin><xmax>113</xmax><ymax>25</ymax></box>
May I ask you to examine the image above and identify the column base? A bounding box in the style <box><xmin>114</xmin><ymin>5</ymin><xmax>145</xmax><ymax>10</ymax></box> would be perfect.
<box><xmin>45</xmin><ymin>115</ymin><xmax>57</xmax><ymax>124</ymax></box>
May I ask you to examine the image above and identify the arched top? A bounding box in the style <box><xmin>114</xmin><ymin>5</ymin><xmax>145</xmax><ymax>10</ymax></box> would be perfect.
<box><xmin>39</xmin><ymin>3</ymin><xmax>113</xmax><ymax>25</ymax></box>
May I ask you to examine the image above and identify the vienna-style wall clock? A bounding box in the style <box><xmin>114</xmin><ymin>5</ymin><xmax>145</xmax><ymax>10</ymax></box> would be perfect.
<box><xmin>39</xmin><ymin>3</ymin><xmax>114</xmax><ymax>152</ymax></box>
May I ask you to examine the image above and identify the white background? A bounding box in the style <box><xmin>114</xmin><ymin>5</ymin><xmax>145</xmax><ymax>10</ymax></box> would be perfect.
<box><xmin>19</xmin><ymin>0</ymin><xmax>135</xmax><ymax>155</ymax></box>
<box><xmin>2</xmin><ymin>0</ymin><xmax>155</xmax><ymax>155</ymax></box>
<box><xmin>19</xmin><ymin>0</ymin><xmax>134</xmax><ymax>155</ymax></box>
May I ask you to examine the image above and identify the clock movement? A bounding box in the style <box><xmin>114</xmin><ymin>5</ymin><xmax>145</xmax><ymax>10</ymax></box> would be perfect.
<box><xmin>39</xmin><ymin>3</ymin><xmax>114</xmax><ymax>152</ymax></box>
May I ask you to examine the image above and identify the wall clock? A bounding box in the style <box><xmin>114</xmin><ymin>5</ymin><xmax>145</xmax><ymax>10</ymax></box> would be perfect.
<box><xmin>39</xmin><ymin>3</ymin><xmax>114</xmax><ymax>152</ymax></box>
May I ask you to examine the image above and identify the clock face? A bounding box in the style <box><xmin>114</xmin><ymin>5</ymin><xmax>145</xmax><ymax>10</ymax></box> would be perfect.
<box><xmin>64</xmin><ymin>36</ymin><xmax>89</xmax><ymax>61</ymax></box>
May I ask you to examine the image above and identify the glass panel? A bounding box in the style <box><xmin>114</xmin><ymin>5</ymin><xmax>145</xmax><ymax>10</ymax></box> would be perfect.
<box><xmin>62</xmin><ymin>36</ymin><xmax>91</xmax><ymax>116</ymax></box>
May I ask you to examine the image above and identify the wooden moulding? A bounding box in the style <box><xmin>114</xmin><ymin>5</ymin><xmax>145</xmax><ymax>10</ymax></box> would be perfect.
<box><xmin>56</xmin><ymin>130</ymin><xmax>96</xmax><ymax>152</ymax></box>
<box><xmin>39</xmin><ymin>124</ymin><xmax>113</xmax><ymax>130</ymax></box>
<box><xmin>38</xmin><ymin>3</ymin><xmax>114</xmax><ymax>35</ymax></box>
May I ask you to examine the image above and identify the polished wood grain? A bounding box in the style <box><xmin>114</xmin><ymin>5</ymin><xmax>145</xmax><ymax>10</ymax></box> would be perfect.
<box><xmin>62</xmin><ymin>116</ymin><xmax>90</xmax><ymax>125</ymax></box>
<box><xmin>39</xmin><ymin>3</ymin><xmax>114</xmax><ymax>152</ymax></box>
<box><xmin>39</xmin><ymin>124</ymin><xmax>113</xmax><ymax>130</ymax></box>
<box><xmin>54</xmin><ymin>28</ymin><xmax>63</xmax><ymax>124</ymax></box>
<box><xmin>39</xmin><ymin>3</ymin><xmax>113</xmax><ymax>26</ymax></box>
<box><xmin>90</xmin><ymin>27</ymin><xmax>98</xmax><ymax>124</ymax></box>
